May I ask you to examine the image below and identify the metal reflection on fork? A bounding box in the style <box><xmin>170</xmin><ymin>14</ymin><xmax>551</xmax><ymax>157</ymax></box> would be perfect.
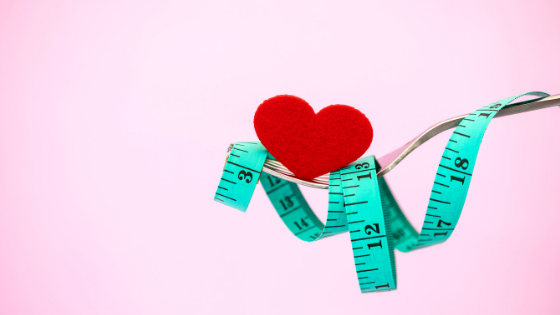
<box><xmin>230</xmin><ymin>94</ymin><xmax>560</xmax><ymax>189</ymax></box>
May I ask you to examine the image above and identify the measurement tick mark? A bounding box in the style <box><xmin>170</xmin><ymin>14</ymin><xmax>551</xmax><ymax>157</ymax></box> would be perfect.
<box><xmin>216</xmin><ymin>193</ymin><xmax>236</xmax><ymax>201</ymax></box>
<box><xmin>221</xmin><ymin>178</ymin><xmax>236</xmax><ymax>184</ymax></box>
<box><xmin>453</xmin><ymin>131</ymin><xmax>470</xmax><ymax>138</ymax></box>
<box><xmin>346</xmin><ymin>201</ymin><xmax>368</xmax><ymax>206</ymax></box>
<box><xmin>348</xmin><ymin>220</ymin><xmax>365</xmax><ymax>225</ymax></box>
<box><xmin>280</xmin><ymin>206</ymin><xmax>302</xmax><ymax>218</ymax></box>
<box><xmin>439</xmin><ymin>164</ymin><xmax>472</xmax><ymax>176</ymax></box>
<box><xmin>227</xmin><ymin>161</ymin><xmax>259</xmax><ymax>173</ymax></box>
<box><xmin>352</xmin><ymin>235</ymin><xmax>386</xmax><ymax>242</ymax></box>
<box><xmin>342</xmin><ymin>169</ymin><xmax>370</xmax><ymax>176</ymax></box>
<box><xmin>266</xmin><ymin>182</ymin><xmax>288</xmax><ymax>194</ymax></box>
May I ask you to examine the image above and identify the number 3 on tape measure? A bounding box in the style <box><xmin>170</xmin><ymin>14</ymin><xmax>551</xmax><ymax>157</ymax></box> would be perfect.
<box><xmin>214</xmin><ymin>142</ymin><xmax>267</xmax><ymax>212</ymax></box>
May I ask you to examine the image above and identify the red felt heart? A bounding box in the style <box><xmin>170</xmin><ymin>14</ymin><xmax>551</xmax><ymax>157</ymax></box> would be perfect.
<box><xmin>253</xmin><ymin>95</ymin><xmax>373</xmax><ymax>180</ymax></box>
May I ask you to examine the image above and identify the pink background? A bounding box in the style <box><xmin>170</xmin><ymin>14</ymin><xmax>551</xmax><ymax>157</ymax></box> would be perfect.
<box><xmin>1</xmin><ymin>1</ymin><xmax>560</xmax><ymax>314</ymax></box>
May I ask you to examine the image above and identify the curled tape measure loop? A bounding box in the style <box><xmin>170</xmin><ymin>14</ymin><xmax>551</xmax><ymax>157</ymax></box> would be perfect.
<box><xmin>214</xmin><ymin>91</ymin><xmax>551</xmax><ymax>293</ymax></box>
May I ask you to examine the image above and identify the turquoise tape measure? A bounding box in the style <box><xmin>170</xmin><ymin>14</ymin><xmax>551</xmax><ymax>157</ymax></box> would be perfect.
<box><xmin>214</xmin><ymin>91</ymin><xmax>550</xmax><ymax>293</ymax></box>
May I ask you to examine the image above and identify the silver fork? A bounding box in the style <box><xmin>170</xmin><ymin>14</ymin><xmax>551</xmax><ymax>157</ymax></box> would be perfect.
<box><xmin>256</xmin><ymin>94</ymin><xmax>560</xmax><ymax>189</ymax></box>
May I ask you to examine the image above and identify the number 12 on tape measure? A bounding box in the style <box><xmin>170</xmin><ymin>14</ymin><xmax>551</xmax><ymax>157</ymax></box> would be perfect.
<box><xmin>339</xmin><ymin>158</ymin><xmax>396</xmax><ymax>292</ymax></box>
